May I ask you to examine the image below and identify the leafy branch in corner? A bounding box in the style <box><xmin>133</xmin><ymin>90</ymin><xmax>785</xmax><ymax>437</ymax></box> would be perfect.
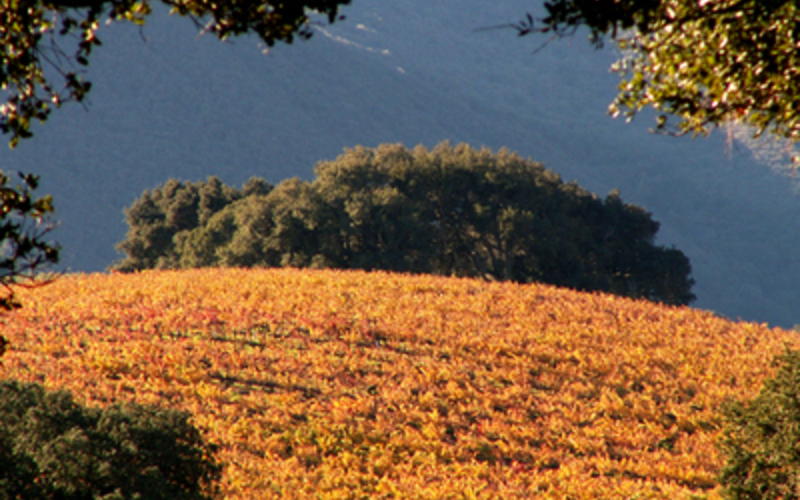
<box><xmin>512</xmin><ymin>0</ymin><xmax>800</xmax><ymax>142</ymax></box>
<box><xmin>0</xmin><ymin>0</ymin><xmax>351</xmax><ymax>147</ymax></box>
<box><xmin>0</xmin><ymin>171</ymin><xmax>60</xmax><ymax>312</ymax></box>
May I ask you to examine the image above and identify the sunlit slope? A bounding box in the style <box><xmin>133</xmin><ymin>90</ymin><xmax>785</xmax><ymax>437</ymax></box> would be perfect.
<box><xmin>1</xmin><ymin>268</ymin><xmax>796</xmax><ymax>499</ymax></box>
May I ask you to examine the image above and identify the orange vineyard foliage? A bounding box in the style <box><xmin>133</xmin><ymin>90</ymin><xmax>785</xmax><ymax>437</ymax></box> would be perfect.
<box><xmin>0</xmin><ymin>268</ymin><xmax>796</xmax><ymax>500</ymax></box>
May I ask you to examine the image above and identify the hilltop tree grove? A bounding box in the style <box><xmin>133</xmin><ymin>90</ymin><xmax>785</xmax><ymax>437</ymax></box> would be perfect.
<box><xmin>113</xmin><ymin>142</ymin><xmax>696</xmax><ymax>305</ymax></box>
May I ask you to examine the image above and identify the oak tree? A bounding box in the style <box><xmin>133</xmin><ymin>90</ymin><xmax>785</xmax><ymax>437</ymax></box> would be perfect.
<box><xmin>114</xmin><ymin>142</ymin><xmax>697</xmax><ymax>305</ymax></box>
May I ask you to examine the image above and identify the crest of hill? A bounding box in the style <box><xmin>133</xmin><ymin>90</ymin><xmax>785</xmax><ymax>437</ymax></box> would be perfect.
<box><xmin>0</xmin><ymin>268</ymin><xmax>796</xmax><ymax>499</ymax></box>
<box><xmin>1</xmin><ymin>0</ymin><xmax>799</xmax><ymax>328</ymax></box>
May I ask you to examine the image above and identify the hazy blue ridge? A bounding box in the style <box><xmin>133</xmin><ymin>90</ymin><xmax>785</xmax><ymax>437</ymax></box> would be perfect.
<box><xmin>2</xmin><ymin>0</ymin><xmax>798</xmax><ymax>327</ymax></box>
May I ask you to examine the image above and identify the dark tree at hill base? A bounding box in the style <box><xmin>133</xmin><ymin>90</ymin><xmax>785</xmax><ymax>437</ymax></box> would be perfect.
<box><xmin>721</xmin><ymin>350</ymin><xmax>800</xmax><ymax>500</ymax></box>
<box><xmin>113</xmin><ymin>142</ymin><xmax>696</xmax><ymax>306</ymax></box>
<box><xmin>0</xmin><ymin>379</ymin><xmax>221</xmax><ymax>500</ymax></box>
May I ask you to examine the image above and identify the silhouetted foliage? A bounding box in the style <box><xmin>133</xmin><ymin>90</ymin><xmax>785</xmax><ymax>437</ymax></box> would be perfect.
<box><xmin>0</xmin><ymin>379</ymin><xmax>221</xmax><ymax>500</ymax></box>
<box><xmin>720</xmin><ymin>349</ymin><xmax>800</xmax><ymax>500</ymax></box>
<box><xmin>0</xmin><ymin>171</ymin><xmax>59</xmax><ymax>311</ymax></box>
<box><xmin>516</xmin><ymin>0</ymin><xmax>800</xmax><ymax>142</ymax></box>
<box><xmin>0</xmin><ymin>170</ymin><xmax>59</xmax><ymax>356</ymax></box>
<box><xmin>113</xmin><ymin>142</ymin><xmax>695</xmax><ymax>305</ymax></box>
<box><xmin>0</xmin><ymin>0</ymin><xmax>351</xmax><ymax>146</ymax></box>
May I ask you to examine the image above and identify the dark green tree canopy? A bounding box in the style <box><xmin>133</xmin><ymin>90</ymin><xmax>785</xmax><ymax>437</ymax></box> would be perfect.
<box><xmin>524</xmin><ymin>0</ymin><xmax>800</xmax><ymax>142</ymax></box>
<box><xmin>0</xmin><ymin>379</ymin><xmax>221</xmax><ymax>500</ymax></box>
<box><xmin>0</xmin><ymin>0</ymin><xmax>351</xmax><ymax>146</ymax></box>
<box><xmin>113</xmin><ymin>175</ymin><xmax>266</xmax><ymax>270</ymax></box>
<box><xmin>114</xmin><ymin>142</ymin><xmax>696</xmax><ymax>305</ymax></box>
<box><xmin>720</xmin><ymin>349</ymin><xmax>800</xmax><ymax>500</ymax></box>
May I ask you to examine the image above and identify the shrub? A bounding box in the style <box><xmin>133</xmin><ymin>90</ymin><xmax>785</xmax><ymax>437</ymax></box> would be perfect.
<box><xmin>720</xmin><ymin>349</ymin><xmax>800</xmax><ymax>500</ymax></box>
<box><xmin>0</xmin><ymin>379</ymin><xmax>220</xmax><ymax>500</ymax></box>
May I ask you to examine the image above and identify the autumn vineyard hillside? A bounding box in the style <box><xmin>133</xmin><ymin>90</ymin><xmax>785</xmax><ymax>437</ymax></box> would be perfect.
<box><xmin>0</xmin><ymin>268</ymin><xmax>796</xmax><ymax>500</ymax></box>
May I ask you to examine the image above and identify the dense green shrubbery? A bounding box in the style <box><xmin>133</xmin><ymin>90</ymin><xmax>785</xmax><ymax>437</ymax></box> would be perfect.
<box><xmin>720</xmin><ymin>349</ymin><xmax>800</xmax><ymax>500</ymax></box>
<box><xmin>0</xmin><ymin>174</ymin><xmax>219</xmax><ymax>499</ymax></box>
<box><xmin>0</xmin><ymin>379</ymin><xmax>221</xmax><ymax>500</ymax></box>
<box><xmin>113</xmin><ymin>142</ymin><xmax>695</xmax><ymax>305</ymax></box>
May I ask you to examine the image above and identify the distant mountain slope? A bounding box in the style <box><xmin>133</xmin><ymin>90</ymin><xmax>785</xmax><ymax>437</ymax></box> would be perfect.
<box><xmin>1</xmin><ymin>268</ymin><xmax>797</xmax><ymax>499</ymax></box>
<box><xmin>1</xmin><ymin>0</ymin><xmax>798</xmax><ymax>326</ymax></box>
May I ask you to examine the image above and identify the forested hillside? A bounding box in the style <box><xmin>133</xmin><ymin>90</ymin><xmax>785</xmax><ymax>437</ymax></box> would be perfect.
<box><xmin>0</xmin><ymin>268</ymin><xmax>796</xmax><ymax>499</ymax></box>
